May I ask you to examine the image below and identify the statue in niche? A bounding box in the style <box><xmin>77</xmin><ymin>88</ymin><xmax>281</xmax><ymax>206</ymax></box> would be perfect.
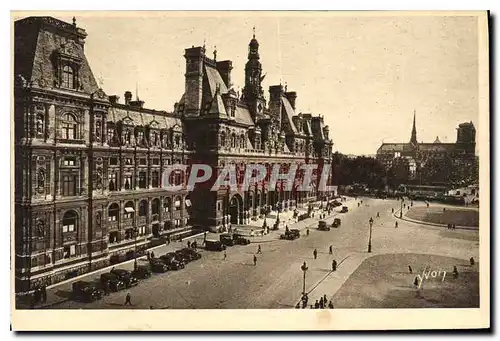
<box><xmin>95</xmin><ymin>168</ymin><xmax>103</xmax><ymax>189</ymax></box>
<box><xmin>95</xmin><ymin>212</ymin><xmax>102</xmax><ymax>228</ymax></box>
<box><xmin>36</xmin><ymin>219</ymin><xmax>45</xmax><ymax>238</ymax></box>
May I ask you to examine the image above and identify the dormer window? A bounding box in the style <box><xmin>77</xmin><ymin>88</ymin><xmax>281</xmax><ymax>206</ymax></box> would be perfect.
<box><xmin>61</xmin><ymin>65</ymin><xmax>75</xmax><ymax>89</ymax></box>
<box><xmin>137</xmin><ymin>130</ymin><xmax>144</xmax><ymax>144</ymax></box>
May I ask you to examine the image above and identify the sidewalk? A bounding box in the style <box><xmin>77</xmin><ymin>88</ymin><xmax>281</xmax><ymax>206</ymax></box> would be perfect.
<box><xmin>394</xmin><ymin>206</ymin><xmax>479</xmax><ymax>231</ymax></box>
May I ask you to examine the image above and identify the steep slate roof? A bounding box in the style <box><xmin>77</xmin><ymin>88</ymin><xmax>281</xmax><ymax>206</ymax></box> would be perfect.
<box><xmin>205</xmin><ymin>65</ymin><xmax>228</xmax><ymax>97</ymax></box>
<box><xmin>281</xmin><ymin>96</ymin><xmax>298</xmax><ymax>133</ymax></box>
<box><xmin>418</xmin><ymin>143</ymin><xmax>456</xmax><ymax>152</ymax></box>
<box><xmin>234</xmin><ymin>106</ymin><xmax>254</xmax><ymax>126</ymax></box>
<box><xmin>209</xmin><ymin>93</ymin><xmax>227</xmax><ymax>116</ymax></box>
<box><xmin>378</xmin><ymin>143</ymin><xmax>411</xmax><ymax>152</ymax></box>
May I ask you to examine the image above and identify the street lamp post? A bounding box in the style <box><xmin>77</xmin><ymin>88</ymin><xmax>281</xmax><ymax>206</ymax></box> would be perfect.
<box><xmin>400</xmin><ymin>197</ymin><xmax>404</xmax><ymax>218</ymax></box>
<box><xmin>301</xmin><ymin>261</ymin><xmax>308</xmax><ymax>295</ymax></box>
<box><xmin>133</xmin><ymin>227</ymin><xmax>139</xmax><ymax>269</ymax></box>
<box><xmin>368</xmin><ymin>217</ymin><xmax>374</xmax><ymax>253</ymax></box>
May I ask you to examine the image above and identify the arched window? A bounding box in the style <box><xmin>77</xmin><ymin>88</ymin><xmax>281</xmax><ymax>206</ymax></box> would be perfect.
<box><xmin>108</xmin><ymin>203</ymin><xmax>119</xmax><ymax>222</ymax></box>
<box><xmin>36</xmin><ymin>114</ymin><xmax>44</xmax><ymax>137</ymax></box>
<box><xmin>124</xmin><ymin>201</ymin><xmax>135</xmax><ymax>219</ymax></box>
<box><xmin>231</xmin><ymin>133</ymin><xmax>236</xmax><ymax>148</ymax></box>
<box><xmin>62</xmin><ymin>65</ymin><xmax>74</xmax><ymax>89</ymax></box>
<box><xmin>240</xmin><ymin>134</ymin><xmax>245</xmax><ymax>149</ymax></box>
<box><xmin>37</xmin><ymin>168</ymin><xmax>45</xmax><ymax>189</ymax></box>
<box><xmin>108</xmin><ymin>172</ymin><xmax>117</xmax><ymax>191</ymax></box>
<box><xmin>139</xmin><ymin>200</ymin><xmax>148</xmax><ymax>217</ymax></box>
<box><xmin>62</xmin><ymin>210</ymin><xmax>77</xmax><ymax>232</ymax></box>
<box><xmin>61</xmin><ymin>113</ymin><xmax>78</xmax><ymax>140</ymax></box>
<box><xmin>152</xmin><ymin>198</ymin><xmax>160</xmax><ymax>215</ymax></box>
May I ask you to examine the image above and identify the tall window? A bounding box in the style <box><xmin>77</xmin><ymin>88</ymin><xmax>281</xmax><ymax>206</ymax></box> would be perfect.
<box><xmin>62</xmin><ymin>210</ymin><xmax>77</xmax><ymax>233</ymax></box>
<box><xmin>61</xmin><ymin>174</ymin><xmax>77</xmax><ymax>196</ymax></box>
<box><xmin>139</xmin><ymin>200</ymin><xmax>148</xmax><ymax>217</ymax></box>
<box><xmin>152</xmin><ymin>171</ymin><xmax>159</xmax><ymax>188</ymax></box>
<box><xmin>124</xmin><ymin>174</ymin><xmax>132</xmax><ymax>190</ymax></box>
<box><xmin>109</xmin><ymin>172</ymin><xmax>117</xmax><ymax>191</ymax></box>
<box><xmin>152</xmin><ymin>199</ymin><xmax>160</xmax><ymax>215</ymax></box>
<box><xmin>107</xmin><ymin>127</ymin><xmax>115</xmax><ymax>143</ymax></box>
<box><xmin>61</xmin><ymin>113</ymin><xmax>78</xmax><ymax>140</ymax></box>
<box><xmin>61</xmin><ymin>65</ymin><xmax>74</xmax><ymax>89</ymax></box>
<box><xmin>138</xmin><ymin>171</ymin><xmax>147</xmax><ymax>188</ymax></box>
<box><xmin>231</xmin><ymin>134</ymin><xmax>236</xmax><ymax>148</ymax></box>
<box><xmin>108</xmin><ymin>203</ymin><xmax>119</xmax><ymax>222</ymax></box>
<box><xmin>137</xmin><ymin>131</ymin><xmax>144</xmax><ymax>144</ymax></box>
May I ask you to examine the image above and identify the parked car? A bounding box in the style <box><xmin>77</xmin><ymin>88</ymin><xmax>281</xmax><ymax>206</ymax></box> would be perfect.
<box><xmin>131</xmin><ymin>265</ymin><xmax>152</xmax><ymax>279</ymax></box>
<box><xmin>72</xmin><ymin>280</ymin><xmax>104</xmax><ymax>302</ymax></box>
<box><xmin>233</xmin><ymin>234</ymin><xmax>251</xmax><ymax>245</ymax></box>
<box><xmin>280</xmin><ymin>229</ymin><xmax>301</xmax><ymax>240</ymax></box>
<box><xmin>160</xmin><ymin>253</ymin><xmax>185</xmax><ymax>270</ymax></box>
<box><xmin>100</xmin><ymin>273</ymin><xmax>126</xmax><ymax>292</ymax></box>
<box><xmin>205</xmin><ymin>240</ymin><xmax>227</xmax><ymax>251</ymax></box>
<box><xmin>150</xmin><ymin>259</ymin><xmax>169</xmax><ymax>273</ymax></box>
<box><xmin>176</xmin><ymin>248</ymin><xmax>202</xmax><ymax>262</ymax></box>
<box><xmin>220</xmin><ymin>233</ymin><xmax>235</xmax><ymax>247</ymax></box>
<box><xmin>332</xmin><ymin>200</ymin><xmax>342</xmax><ymax>207</ymax></box>
<box><xmin>318</xmin><ymin>220</ymin><xmax>331</xmax><ymax>231</ymax></box>
<box><xmin>341</xmin><ymin>206</ymin><xmax>349</xmax><ymax>213</ymax></box>
<box><xmin>289</xmin><ymin>229</ymin><xmax>300</xmax><ymax>238</ymax></box>
<box><xmin>110</xmin><ymin>269</ymin><xmax>139</xmax><ymax>288</ymax></box>
<box><xmin>332</xmin><ymin>218</ymin><xmax>342</xmax><ymax>228</ymax></box>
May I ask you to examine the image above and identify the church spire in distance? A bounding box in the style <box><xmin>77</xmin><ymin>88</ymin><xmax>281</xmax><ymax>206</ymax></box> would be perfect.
<box><xmin>410</xmin><ymin>110</ymin><xmax>418</xmax><ymax>146</ymax></box>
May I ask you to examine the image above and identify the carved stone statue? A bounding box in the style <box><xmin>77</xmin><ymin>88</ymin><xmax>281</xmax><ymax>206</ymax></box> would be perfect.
<box><xmin>36</xmin><ymin>219</ymin><xmax>45</xmax><ymax>238</ymax></box>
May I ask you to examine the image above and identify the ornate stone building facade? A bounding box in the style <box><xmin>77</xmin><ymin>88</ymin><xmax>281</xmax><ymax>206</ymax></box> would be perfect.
<box><xmin>14</xmin><ymin>17</ymin><xmax>333</xmax><ymax>292</ymax></box>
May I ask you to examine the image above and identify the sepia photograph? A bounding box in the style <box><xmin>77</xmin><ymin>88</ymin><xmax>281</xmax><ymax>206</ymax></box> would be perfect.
<box><xmin>10</xmin><ymin>10</ymin><xmax>490</xmax><ymax>331</ymax></box>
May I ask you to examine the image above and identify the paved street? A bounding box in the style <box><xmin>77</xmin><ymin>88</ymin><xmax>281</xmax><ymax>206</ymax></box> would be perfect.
<box><xmin>38</xmin><ymin>197</ymin><xmax>478</xmax><ymax>309</ymax></box>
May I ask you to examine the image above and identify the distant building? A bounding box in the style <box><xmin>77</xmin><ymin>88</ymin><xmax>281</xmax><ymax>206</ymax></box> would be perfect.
<box><xmin>376</xmin><ymin>112</ymin><xmax>476</xmax><ymax>185</ymax></box>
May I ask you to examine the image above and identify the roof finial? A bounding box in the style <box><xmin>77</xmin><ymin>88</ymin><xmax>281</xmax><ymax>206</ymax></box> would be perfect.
<box><xmin>135</xmin><ymin>81</ymin><xmax>139</xmax><ymax>101</ymax></box>
<box><xmin>284</xmin><ymin>82</ymin><xmax>288</xmax><ymax>92</ymax></box>
<box><xmin>72</xmin><ymin>17</ymin><xmax>76</xmax><ymax>27</ymax></box>
<box><xmin>253</xmin><ymin>26</ymin><xmax>256</xmax><ymax>39</ymax></box>
<box><xmin>214</xmin><ymin>45</ymin><xmax>217</xmax><ymax>61</ymax></box>
<box><xmin>203</xmin><ymin>38</ymin><xmax>206</xmax><ymax>50</ymax></box>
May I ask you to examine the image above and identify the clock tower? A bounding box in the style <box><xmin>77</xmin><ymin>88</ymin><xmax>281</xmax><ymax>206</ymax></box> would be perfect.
<box><xmin>242</xmin><ymin>28</ymin><xmax>266</xmax><ymax>121</ymax></box>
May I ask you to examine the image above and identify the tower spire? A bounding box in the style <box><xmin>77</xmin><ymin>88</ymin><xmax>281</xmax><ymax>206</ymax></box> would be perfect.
<box><xmin>410</xmin><ymin>110</ymin><xmax>417</xmax><ymax>145</ymax></box>
<box><xmin>135</xmin><ymin>81</ymin><xmax>139</xmax><ymax>101</ymax></box>
<box><xmin>253</xmin><ymin>26</ymin><xmax>256</xmax><ymax>39</ymax></box>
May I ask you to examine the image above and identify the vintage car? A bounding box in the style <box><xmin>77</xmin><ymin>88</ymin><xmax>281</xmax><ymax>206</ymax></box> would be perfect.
<box><xmin>131</xmin><ymin>265</ymin><xmax>152</xmax><ymax>279</ymax></box>
<box><xmin>233</xmin><ymin>234</ymin><xmax>251</xmax><ymax>245</ymax></box>
<box><xmin>332</xmin><ymin>200</ymin><xmax>342</xmax><ymax>207</ymax></box>
<box><xmin>205</xmin><ymin>240</ymin><xmax>227</xmax><ymax>251</ymax></box>
<box><xmin>100</xmin><ymin>273</ymin><xmax>126</xmax><ymax>292</ymax></box>
<box><xmin>150</xmin><ymin>259</ymin><xmax>169</xmax><ymax>273</ymax></box>
<box><xmin>220</xmin><ymin>233</ymin><xmax>235</xmax><ymax>247</ymax></box>
<box><xmin>318</xmin><ymin>220</ymin><xmax>331</xmax><ymax>231</ymax></box>
<box><xmin>110</xmin><ymin>269</ymin><xmax>139</xmax><ymax>288</ymax></box>
<box><xmin>332</xmin><ymin>218</ymin><xmax>342</xmax><ymax>228</ymax></box>
<box><xmin>72</xmin><ymin>281</ymin><xmax>104</xmax><ymax>302</ymax></box>
<box><xmin>341</xmin><ymin>206</ymin><xmax>349</xmax><ymax>213</ymax></box>
<box><xmin>280</xmin><ymin>229</ymin><xmax>300</xmax><ymax>240</ymax></box>
<box><xmin>160</xmin><ymin>253</ymin><xmax>185</xmax><ymax>270</ymax></box>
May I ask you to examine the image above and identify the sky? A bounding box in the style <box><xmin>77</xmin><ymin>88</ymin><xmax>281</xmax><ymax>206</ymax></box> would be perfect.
<box><xmin>29</xmin><ymin>12</ymin><xmax>480</xmax><ymax>155</ymax></box>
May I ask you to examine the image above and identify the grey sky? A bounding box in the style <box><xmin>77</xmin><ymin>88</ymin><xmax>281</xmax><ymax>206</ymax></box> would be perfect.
<box><xmin>33</xmin><ymin>12</ymin><xmax>479</xmax><ymax>155</ymax></box>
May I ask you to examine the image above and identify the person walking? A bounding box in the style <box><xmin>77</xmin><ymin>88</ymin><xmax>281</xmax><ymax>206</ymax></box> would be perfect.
<box><xmin>314</xmin><ymin>300</ymin><xmax>320</xmax><ymax>309</ymax></box>
<box><xmin>329</xmin><ymin>245</ymin><xmax>333</xmax><ymax>255</ymax></box>
<box><xmin>332</xmin><ymin>259</ymin><xmax>337</xmax><ymax>271</ymax></box>
<box><xmin>413</xmin><ymin>276</ymin><xmax>420</xmax><ymax>288</ymax></box>
<box><xmin>167</xmin><ymin>235</ymin><xmax>171</xmax><ymax>244</ymax></box>
<box><xmin>323</xmin><ymin>294</ymin><xmax>327</xmax><ymax>305</ymax></box>
<box><xmin>392</xmin><ymin>208</ymin><xmax>394</xmax><ymax>213</ymax></box>
<box><xmin>313</xmin><ymin>249</ymin><xmax>318</xmax><ymax>260</ymax></box>
<box><xmin>223</xmin><ymin>251</ymin><xmax>227</xmax><ymax>260</ymax></box>
<box><xmin>328</xmin><ymin>300</ymin><xmax>334</xmax><ymax>309</ymax></box>
<box><xmin>124</xmin><ymin>293</ymin><xmax>132</xmax><ymax>306</ymax></box>
<box><xmin>253</xmin><ymin>255</ymin><xmax>257</xmax><ymax>266</ymax></box>
<box><xmin>408</xmin><ymin>265</ymin><xmax>413</xmax><ymax>274</ymax></box>
<box><xmin>470</xmin><ymin>257</ymin><xmax>475</xmax><ymax>266</ymax></box>
<box><xmin>453</xmin><ymin>266</ymin><xmax>459</xmax><ymax>279</ymax></box>
<box><xmin>257</xmin><ymin>245</ymin><xmax>262</xmax><ymax>254</ymax></box>
<box><xmin>319</xmin><ymin>297</ymin><xmax>324</xmax><ymax>308</ymax></box>
<box><xmin>395</xmin><ymin>221</ymin><xmax>398</xmax><ymax>228</ymax></box>
<box><xmin>151</xmin><ymin>251</ymin><xmax>155</xmax><ymax>259</ymax></box>
<box><xmin>377</xmin><ymin>212</ymin><xmax>380</xmax><ymax>218</ymax></box>
<box><xmin>187</xmin><ymin>240</ymin><xmax>191</xmax><ymax>249</ymax></box>
<box><xmin>306</xmin><ymin>228</ymin><xmax>310</xmax><ymax>236</ymax></box>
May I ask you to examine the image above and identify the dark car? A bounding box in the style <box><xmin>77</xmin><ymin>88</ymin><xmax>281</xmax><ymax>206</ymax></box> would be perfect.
<box><xmin>150</xmin><ymin>259</ymin><xmax>169</xmax><ymax>273</ymax></box>
<box><xmin>289</xmin><ymin>229</ymin><xmax>300</xmax><ymax>238</ymax></box>
<box><xmin>233</xmin><ymin>234</ymin><xmax>251</xmax><ymax>245</ymax></box>
<box><xmin>110</xmin><ymin>269</ymin><xmax>139</xmax><ymax>288</ymax></box>
<box><xmin>205</xmin><ymin>240</ymin><xmax>227</xmax><ymax>251</ymax></box>
<box><xmin>160</xmin><ymin>253</ymin><xmax>185</xmax><ymax>270</ymax></box>
<box><xmin>280</xmin><ymin>229</ymin><xmax>300</xmax><ymax>240</ymax></box>
<box><xmin>132</xmin><ymin>265</ymin><xmax>152</xmax><ymax>279</ymax></box>
<box><xmin>318</xmin><ymin>220</ymin><xmax>331</xmax><ymax>231</ymax></box>
<box><xmin>175</xmin><ymin>248</ymin><xmax>201</xmax><ymax>262</ymax></box>
<box><xmin>332</xmin><ymin>218</ymin><xmax>342</xmax><ymax>228</ymax></box>
<box><xmin>72</xmin><ymin>280</ymin><xmax>103</xmax><ymax>302</ymax></box>
<box><xmin>220</xmin><ymin>233</ymin><xmax>235</xmax><ymax>247</ymax></box>
<box><xmin>332</xmin><ymin>200</ymin><xmax>342</xmax><ymax>207</ymax></box>
<box><xmin>100</xmin><ymin>273</ymin><xmax>126</xmax><ymax>292</ymax></box>
<box><xmin>341</xmin><ymin>206</ymin><xmax>349</xmax><ymax>213</ymax></box>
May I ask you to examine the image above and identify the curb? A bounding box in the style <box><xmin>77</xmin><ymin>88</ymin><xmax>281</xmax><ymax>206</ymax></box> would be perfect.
<box><xmin>394</xmin><ymin>210</ymin><xmax>478</xmax><ymax>231</ymax></box>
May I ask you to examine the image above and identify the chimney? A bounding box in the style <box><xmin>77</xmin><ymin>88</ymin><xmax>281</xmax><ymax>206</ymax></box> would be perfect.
<box><xmin>216</xmin><ymin>60</ymin><xmax>233</xmax><ymax>88</ymax></box>
<box><xmin>129</xmin><ymin>100</ymin><xmax>145</xmax><ymax>109</ymax></box>
<box><xmin>124</xmin><ymin>91</ymin><xmax>132</xmax><ymax>105</ymax></box>
<box><xmin>284</xmin><ymin>91</ymin><xmax>297</xmax><ymax>109</ymax></box>
<box><xmin>108</xmin><ymin>95</ymin><xmax>120</xmax><ymax>105</ymax></box>
<box><xmin>269</xmin><ymin>84</ymin><xmax>284</xmax><ymax>102</ymax></box>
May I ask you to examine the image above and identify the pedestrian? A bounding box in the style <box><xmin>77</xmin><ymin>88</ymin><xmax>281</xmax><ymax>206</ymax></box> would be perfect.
<box><xmin>224</xmin><ymin>251</ymin><xmax>227</xmax><ymax>260</ymax></box>
<box><xmin>377</xmin><ymin>212</ymin><xmax>380</xmax><ymax>218</ymax></box>
<box><xmin>295</xmin><ymin>302</ymin><xmax>301</xmax><ymax>309</ymax></box>
<box><xmin>329</xmin><ymin>245</ymin><xmax>333</xmax><ymax>255</ymax></box>
<box><xmin>408</xmin><ymin>265</ymin><xmax>413</xmax><ymax>274</ymax></box>
<box><xmin>150</xmin><ymin>305</ymin><xmax>154</xmax><ymax>310</ymax></box>
<box><xmin>413</xmin><ymin>276</ymin><xmax>420</xmax><ymax>288</ymax></box>
<box><xmin>306</xmin><ymin>228</ymin><xmax>310</xmax><ymax>236</ymax></box>
<box><xmin>167</xmin><ymin>235</ymin><xmax>171</xmax><ymax>244</ymax></box>
<box><xmin>253</xmin><ymin>255</ymin><xmax>257</xmax><ymax>266</ymax></box>
<box><xmin>313</xmin><ymin>249</ymin><xmax>318</xmax><ymax>260</ymax></box>
<box><xmin>328</xmin><ymin>300</ymin><xmax>334</xmax><ymax>309</ymax></box>
<box><xmin>427</xmin><ymin>203</ymin><xmax>429</xmax><ymax>208</ymax></box>
<box><xmin>319</xmin><ymin>297</ymin><xmax>324</xmax><ymax>308</ymax></box>
<box><xmin>453</xmin><ymin>224</ymin><xmax>456</xmax><ymax>230</ymax></box>
<box><xmin>104</xmin><ymin>281</ymin><xmax>110</xmax><ymax>296</ymax></box>
<box><xmin>124</xmin><ymin>292</ymin><xmax>132</xmax><ymax>306</ymax></box>
<box><xmin>315</xmin><ymin>300</ymin><xmax>320</xmax><ymax>309</ymax></box>
<box><xmin>453</xmin><ymin>266</ymin><xmax>459</xmax><ymax>279</ymax></box>
<box><xmin>310</xmin><ymin>305</ymin><xmax>314</xmax><ymax>309</ymax></box>
<box><xmin>187</xmin><ymin>240</ymin><xmax>191</xmax><ymax>249</ymax></box>
<box><xmin>323</xmin><ymin>294</ymin><xmax>327</xmax><ymax>305</ymax></box>
<box><xmin>392</xmin><ymin>208</ymin><xmax>394</xmax><ymax>213</ymax></box>
<box><xmin>41</xmin><ymin>285</ymin><xmax>47</xmax><ymax>303</ymax></box>
<box><xmin>146</xmin><ymin>251</ymin><xmax>150</xmax><ymax>261</ymax></box>
<box><xmin>470</xmin><ymin>257</ymin><xmax>475</xmax><ymax>266</ymax></box>
<box><xmin>332</xmin><ymin>259</ymin><xmax>337</xmax><ymax>271</ymax></box>
<box><xmin>257</xmin><ymin>245</ymin><xmax>262</xmax><ymax>254</ymax></box>
<box><xmin>34</xmin><ymin>287</ymin><xmax>41</xmax><ymax>305</ymax></box>
<box><xmin>151</xmin><ymin>251</ymin><xmax>155</xmax><ymax>259</ymax></box>
<box><xmin>395</xmin><ymin>221</ymin><xmax>398</xmax><ymax>228</ymax></box>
